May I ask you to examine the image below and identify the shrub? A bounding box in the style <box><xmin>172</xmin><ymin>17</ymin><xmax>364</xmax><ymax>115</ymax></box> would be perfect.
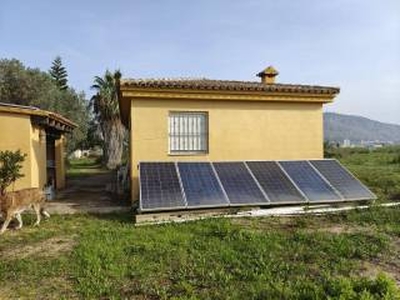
<box><xmin>0</xmin><ymin>149</ymin><xmax>27</xmax><ymax>194</ymax></box>
<box><xmin>391</xmin><ymin>154</ymin><xmax>400</xmax><ymax>165</ymax></box>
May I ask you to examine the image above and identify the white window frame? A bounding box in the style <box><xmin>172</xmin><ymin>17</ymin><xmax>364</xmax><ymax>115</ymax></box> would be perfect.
<box><xmin>168</xmin><ymin>111</ymin><xmax>208</xmax><ymax>155</ymax></box>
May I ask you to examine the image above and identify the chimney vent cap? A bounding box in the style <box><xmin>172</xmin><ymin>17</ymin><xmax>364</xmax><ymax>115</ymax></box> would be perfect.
<box><xmin>257</xmin><ymin>66</ymin><xmax>279</xmax><ymax>78</ymax></box>
<box><xmin>257</xmin><ymin>66</ymin><xmax>279</xmax><ymax>84</ymax></box>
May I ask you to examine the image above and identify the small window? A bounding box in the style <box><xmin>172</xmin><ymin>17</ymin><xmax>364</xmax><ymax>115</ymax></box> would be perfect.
<box><xmin>168</xmin><ymin>112</ymin><xmax>208</xmax><ymax>154</ymax></box>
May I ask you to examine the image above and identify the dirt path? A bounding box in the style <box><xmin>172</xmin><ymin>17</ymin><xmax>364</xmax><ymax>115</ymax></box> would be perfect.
<box><xmin>46</xmin><ymin>171</ymin><xmax>131</xmax><ymax>214</ymax></box>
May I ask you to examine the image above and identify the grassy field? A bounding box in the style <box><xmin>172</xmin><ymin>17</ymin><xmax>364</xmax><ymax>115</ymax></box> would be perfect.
<box><xmin>0</xmin><ymin>147</ymin><xmax>399</xmax><ymax>299</ymax></box>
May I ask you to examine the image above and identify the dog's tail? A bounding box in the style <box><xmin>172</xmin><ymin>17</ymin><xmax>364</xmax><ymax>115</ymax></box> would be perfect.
<box><xmin>40</xmin><ymin>208</ymin><xmax>50</xmax><ymax>219</ymax></box>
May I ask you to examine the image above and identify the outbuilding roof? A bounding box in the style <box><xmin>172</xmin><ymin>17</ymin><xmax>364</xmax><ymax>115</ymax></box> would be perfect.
<box><xmin>0</xmin><ymin>102</ymin><xmax>77</xmax><ymax>133</ymax></box>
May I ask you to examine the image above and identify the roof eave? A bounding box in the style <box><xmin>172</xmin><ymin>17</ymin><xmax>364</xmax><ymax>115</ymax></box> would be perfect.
<box><xmin>119</xmin><ymin>80</ymin><xmax>340</xmax><ymax>95</ymax></box>
<box><xmin>119</xmin><ymin>86</ymin><xmax>339</xmax><ymax>102</ymax></box>
<box><xmin>0</xmin><ymin>106</ymin><xmax>77</xmax><ymax>132</ymax></box>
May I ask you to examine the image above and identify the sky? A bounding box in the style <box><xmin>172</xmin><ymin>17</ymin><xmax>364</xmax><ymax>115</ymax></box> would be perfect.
<box><xmin>1</xmin><ymin>0</ymin><xmax>399</xmax><ymax>124</ymax></box>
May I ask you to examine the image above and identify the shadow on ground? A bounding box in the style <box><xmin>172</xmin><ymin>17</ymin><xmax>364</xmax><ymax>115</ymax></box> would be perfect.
<box><xmin>87</xmin><ymin>211</ymin><xmax>134</xmax><ymax>224</ymax></box>
<box><xmin>47</xmin><ymin>170</ymin><xmax>131</xmax><ymax>215</ymax></box>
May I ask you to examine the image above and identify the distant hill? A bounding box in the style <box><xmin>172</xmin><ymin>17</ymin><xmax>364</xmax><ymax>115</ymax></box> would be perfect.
<box><xmin>323</xmin><ymin>112</ymin><xmax>400</xmax><ymax>144</ymax></box>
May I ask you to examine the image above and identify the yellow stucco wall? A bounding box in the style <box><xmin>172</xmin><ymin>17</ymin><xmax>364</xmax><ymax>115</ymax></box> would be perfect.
<box><xmin>30</xmin><ymin>125</ymin><xmax>47</xmax><ymax>189</ymax></box>
<box><xmin>55</xmin><ymin>135</ymin><xmax>66</xmax><ymax>189</ymax></box>
<box><xmin>0</xmin><ymin>113</ymin><xmax>53</xmax><ymax>191</ymax></box>
<box><xmin>129</xmin><ymin>99</ymin><xmax>324</xmax><ymax>201</ymax></box>
<box><xmin>1</xmin><ymin>108</ymin><xmax>72</xmax><ymax>192</ymax></box>
<box><xmin>0</xmin><ymin>112</ymin><xmax>34</xmax><ymax>191</ymax></box>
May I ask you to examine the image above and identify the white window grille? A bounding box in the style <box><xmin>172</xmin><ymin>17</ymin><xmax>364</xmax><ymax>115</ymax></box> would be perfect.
<box><xmin>168</xmin><ymin>112</ymin><xmax>208</xmax><ymax>153</ymax></box>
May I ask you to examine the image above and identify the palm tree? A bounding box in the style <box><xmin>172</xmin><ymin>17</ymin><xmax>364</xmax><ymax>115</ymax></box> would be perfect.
<box><xmin>90</xmin><ymin>70</ymin><xmax>125</xmax><ymax>169</ymax></box>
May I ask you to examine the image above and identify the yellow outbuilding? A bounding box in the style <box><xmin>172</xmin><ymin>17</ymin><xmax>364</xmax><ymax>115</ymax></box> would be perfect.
<box><xmin>0</xmin><ymin>102</ymin><xmax>76</xmax><ymax>191</ymax></box>
<box><xmin>118</xmin><ymin>67</ymin><xmax>340</xmax><ymax>202</ymax></box>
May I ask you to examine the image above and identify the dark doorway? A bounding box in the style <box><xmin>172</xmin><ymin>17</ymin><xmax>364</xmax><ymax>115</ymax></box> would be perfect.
<box><xmin>46</xmin><ymin>134</ymin><xmax>56</xmax><ymax>188</ymax></box>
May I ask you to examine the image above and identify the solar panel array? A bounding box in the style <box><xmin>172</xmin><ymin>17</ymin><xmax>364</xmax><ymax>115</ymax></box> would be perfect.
<box><xmin>139</xmin><ymin>160</ymin><xmax>376</xmax><ymax>212</ymax></box>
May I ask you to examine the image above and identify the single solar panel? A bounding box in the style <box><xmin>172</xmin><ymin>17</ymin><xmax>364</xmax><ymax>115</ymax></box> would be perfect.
<box><xmin>310</xmin><ymin>160</ymin><xmax>376</xmax><ymax>200</ymax></box>
<box><xmin>177</xmin><ymin>162</ymin><xmax>229</xmax><ymax>208</ymax></box>
<box><xmin>213</xmin><ymin>162</ymin><xmax>268</xmax><ymax>205</ymax></box>
<box><xmin>139</xmin><ymin>162</ymin><xmax>186</xmax><ymax>211</ymax></box>
<box><xmin>246</xmin><ymin>161</ymin><xmax>306</xmax><ymax>203</ymax></box>
<box><xmin>279</xmin><ymin>161</ymin><xmax>342</xmax><ymax>202</ymax></box>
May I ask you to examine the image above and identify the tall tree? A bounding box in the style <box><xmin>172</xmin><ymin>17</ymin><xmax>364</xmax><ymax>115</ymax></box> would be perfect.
<box><xmin>49</xmin><ymin>56</ymin><xmax>68</xmax><ymax>90</ymax></box>
<box><xmin>0</xmin><ymin>58</ymin><xmax>89</xmax><ymax>154</ymax></box>
<box><xmin>90</xmin><ymin>70</ymin><xmax>125</xmax><ymax>169</ymax></box>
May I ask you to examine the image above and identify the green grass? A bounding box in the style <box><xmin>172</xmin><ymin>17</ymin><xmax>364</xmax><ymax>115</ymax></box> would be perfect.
<box><xmin>0</xmin><ymin>147</ymin><xmax>399</xmax><ymax>299</ymax></box>
<box><xmin>0</xmin><ymin>208</ymin><xmax>399</xmax><ymax>299</ymax></box>
<box><xmin>67</xmin><ymin>157</ymin><xmax>108</xmax><ymax>178</ymax></box>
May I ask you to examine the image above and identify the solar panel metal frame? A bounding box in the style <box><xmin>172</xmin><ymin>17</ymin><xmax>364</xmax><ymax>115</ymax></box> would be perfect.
<box><xmin>175</xmin><ymin>162</ymin><xmax>189</xmax><ymax>206</ymax></box>
<box><xmin>245</xmin><ymin>161</ymin><xmax>308</xmax><ymax>205</ymax></box>
<box><xmin>177</xmin><ymin>161</ymin><xmax>230</xmax><ymax>209</ymax></box>
<box><xmin>212</xmin><ymin>161</ymin><xmax>270</xmax><ymax>206</ymax></box>
<box><xmin>138</xmin><ymin>162</ymin><xmax>187</xmax><ymax>213</ymax></box>
<box><xmin>309</xmin><ymin>159</ymin><xmax>377</xmax><ymax>201</ymax></box>
<box><xmin>277</xmin><ymin>160</ymin><xmax>344</xmax><ymax>203</ymax></box>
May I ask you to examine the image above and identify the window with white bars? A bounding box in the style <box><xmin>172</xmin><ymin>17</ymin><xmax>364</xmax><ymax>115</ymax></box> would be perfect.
<box><xmin>168</xmin><ymin>112</ymin><xmax>208</xmax><ymax>154</ymax></box>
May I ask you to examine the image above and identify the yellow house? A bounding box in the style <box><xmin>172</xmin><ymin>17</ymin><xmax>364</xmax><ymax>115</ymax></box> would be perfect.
<box><xmin>118</xmin><ymin>66</ymin><xmax>340</xmax><ymax>202</ymax></box>
<box><xmin>0</xmin><ymin>102</ymin><xmax>76</xmax><ymax>191</ymax></box>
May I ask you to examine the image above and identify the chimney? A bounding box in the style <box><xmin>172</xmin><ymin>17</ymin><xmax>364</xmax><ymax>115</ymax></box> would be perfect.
<box><xmin>257</xmin><ymin>66</ymin><xmax>279</xmax><ymax>84</ymax></box>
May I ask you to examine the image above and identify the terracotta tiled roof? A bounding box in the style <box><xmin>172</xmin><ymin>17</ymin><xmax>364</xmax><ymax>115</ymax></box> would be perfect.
<box><xmin>0</xmin><ymin>102</ymin><xmax>77</xmax><ymax>132</ymax></box>
<box><xmin>120</xmin><ymin>78</ymin><xmax>340</xmax><ymax>95</ymax></box>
